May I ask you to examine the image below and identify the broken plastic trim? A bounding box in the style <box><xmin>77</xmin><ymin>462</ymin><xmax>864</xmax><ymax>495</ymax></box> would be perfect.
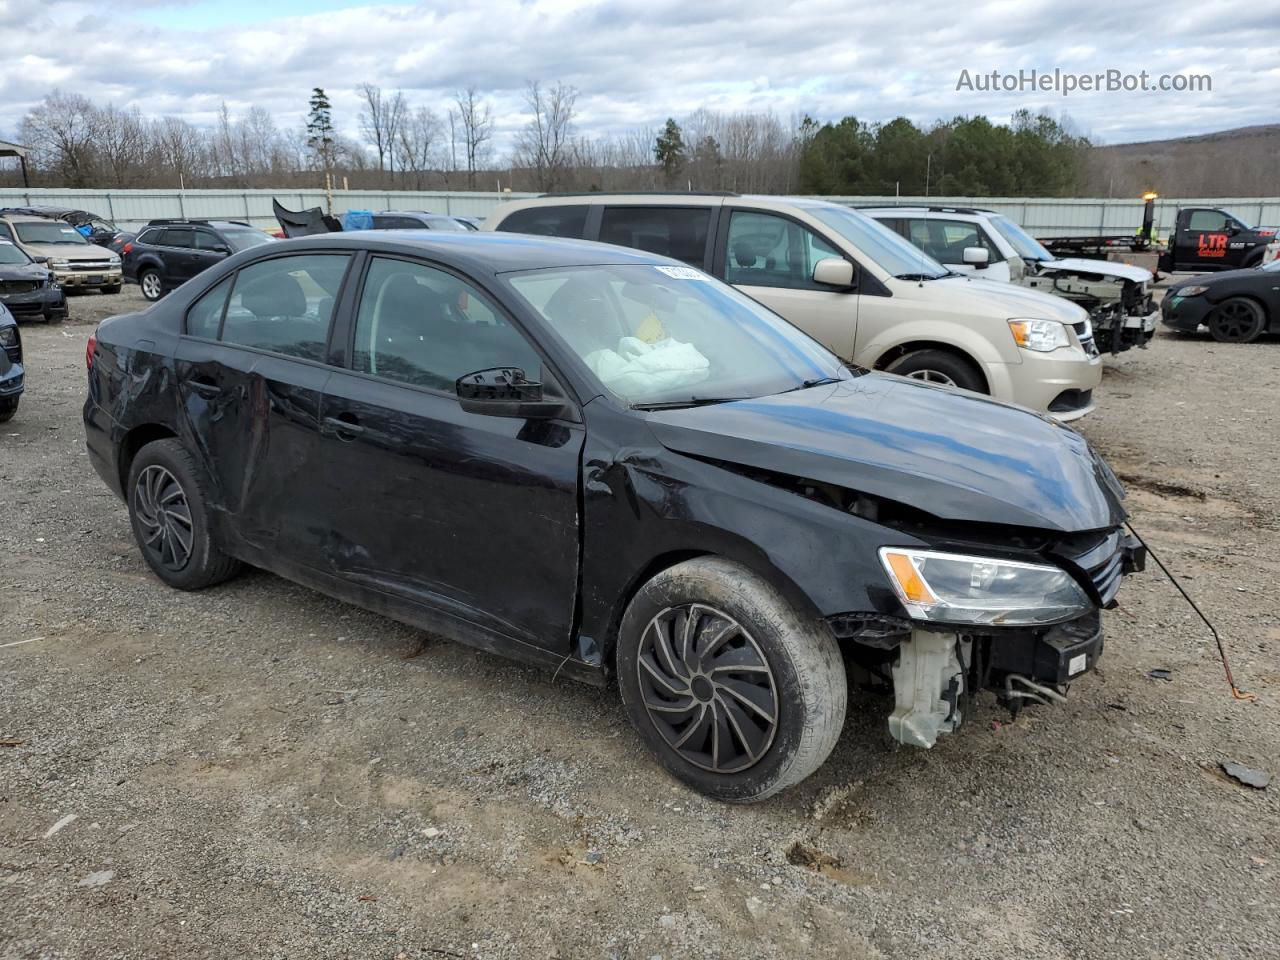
<box><xmin>1124</xmin><ymin>522</ymin><xmax>1255</xmax><ymax>702</ymax></box>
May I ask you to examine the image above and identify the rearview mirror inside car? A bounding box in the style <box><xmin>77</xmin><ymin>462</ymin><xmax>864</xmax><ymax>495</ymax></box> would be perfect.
<box><xmin>963</xmin><ymin>246</ymin><xmax>990</xmax><ymax>268</ymax></box>
<box><xmin>456</xmin><ymin>367</ymin><xmax>566</xmax><ymax>419</ymax></box>
<box><xmin>812</xmin><ymin>257</ymin><xmax>855</xmax><ymax>288</ymax></box>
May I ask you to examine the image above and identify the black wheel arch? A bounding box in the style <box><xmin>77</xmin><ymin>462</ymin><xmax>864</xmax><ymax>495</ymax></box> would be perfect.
<box><xmin>117</xmin><ymin>423</ymin><xmax>179</xmax><ymax>495</ymax></box>
<box><xmin>872</xmin><ymin>340</ymin><xmax>990</xmax><ymax>393</ymax></box>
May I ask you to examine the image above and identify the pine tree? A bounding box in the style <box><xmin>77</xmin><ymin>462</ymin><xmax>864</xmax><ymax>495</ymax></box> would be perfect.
<box><xmin>654</xmin><ymin>118</ymin><xmax>686</xmax><ymax>184</ymax></box>
<box><xmin>306</xmin><ymin>87</ymin><xmax>335</xmax><ymax>175</ymax></box>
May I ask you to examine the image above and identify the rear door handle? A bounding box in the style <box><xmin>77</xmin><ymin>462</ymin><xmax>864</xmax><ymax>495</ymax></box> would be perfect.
<box><xmin>323</xmin><ymin>415</ymin><xmax>365</xmax><ymax>439</ymax></box>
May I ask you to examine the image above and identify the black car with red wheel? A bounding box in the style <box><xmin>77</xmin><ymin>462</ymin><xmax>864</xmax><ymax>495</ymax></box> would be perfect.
<box><xmin>1161</xmin><ymin>259</ymin><xmax>1280</xmax><ymax>343</ymax></box>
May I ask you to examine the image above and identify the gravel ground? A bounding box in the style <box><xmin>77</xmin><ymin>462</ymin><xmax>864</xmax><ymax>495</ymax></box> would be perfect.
<box><xmin>2</xmin><ymin>285</ymin><xmax>1278</xmax><ymax>960</ymax></box>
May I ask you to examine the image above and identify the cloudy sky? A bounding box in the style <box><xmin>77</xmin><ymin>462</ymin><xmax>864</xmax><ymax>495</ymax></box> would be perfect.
<box><xmin>1</xmin><ymin>0</ymin><xmax>1276</xmax><ymax>151</ymax></box>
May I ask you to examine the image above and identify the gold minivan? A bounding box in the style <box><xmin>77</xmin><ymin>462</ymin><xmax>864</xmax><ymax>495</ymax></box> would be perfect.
<box><xmin>485</xmin><ymin>194</ymin><xmax>1102</xmax><ymax>420</ymax></box>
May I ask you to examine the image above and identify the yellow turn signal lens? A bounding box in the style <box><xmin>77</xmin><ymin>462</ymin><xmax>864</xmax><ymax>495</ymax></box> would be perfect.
<box><xmin>883</xmin><ymin>551</ymin><xmax>938</xmax><ymax>605</ymax></box>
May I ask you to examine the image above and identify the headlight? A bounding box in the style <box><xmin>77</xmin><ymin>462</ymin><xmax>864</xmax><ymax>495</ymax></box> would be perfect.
<box><xmin>109</xmin><ymin>254</ymin><xmax>121</xmax><ymax>264</ymax></box>
<box><xmin>0</xmin><ymin>327</ymin><xmax>16</xmax><ymax>347</ymax></box>
<box><xmin>879</xmin><ymin>547</ymin><xmax>1092</xmax><ymax>626</ymax></box>
<box><xmin>1176</xmin><ymin>285</ymin><xmax>1208</xmax><ymax>296</ymax></box>
<box><xmin>1008</xmin><ymin>318</ymin><xmax>1070</xmax><ymax>352</ymax></box>
<box><xmin>51</xmin><ymin>258</ymin><xmax>70</xmax><ymax>269</ymax></box>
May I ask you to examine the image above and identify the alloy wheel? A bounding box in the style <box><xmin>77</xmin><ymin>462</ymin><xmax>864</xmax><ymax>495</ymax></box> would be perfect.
<box><xmin>133</xmin><ymin>465</ymin><xmax>194</xmax><ymax>571</ymax></box>
<box><xmin>905</xmin><ymin>369</ymin><xmax>957</xmax><ymax>386</ymax></box>
<box><xmin>141</xmin><ymin>272</ymin><xmax>162</xmax><ymax>300</ymax></box>
<box><xmin>636</xmin><ymin>603</ymin><xmax>779</xmax><ymax>773</ymax></box>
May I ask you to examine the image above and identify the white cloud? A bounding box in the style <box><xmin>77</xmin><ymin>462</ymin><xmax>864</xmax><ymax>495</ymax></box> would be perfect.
<box><xmin>1</xmin><ymin>0</ymin><xmax>1275</xmax><ymax>150</ymax></box>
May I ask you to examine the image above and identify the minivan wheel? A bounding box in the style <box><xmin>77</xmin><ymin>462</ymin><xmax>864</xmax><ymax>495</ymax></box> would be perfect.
<box><xmin>617</xmin><ymin>557</ymin><xmax>847</xmax><ymax>803</ymax></box>
<box><xmin>1208</xmin><ymin>297</ymin><xmax>1265</xmax><ymax>343</ymax></box>
<box><xmin>139</xmin><ymin>269</ymin><xmax>164</xmax><ymax>301</ymax></box>
<box><xmin>886</xmin><ymin>349</ymin><xmax>985</xmax><ymax>392</ymax></box>
<box><xmin>127</xmin><ymin>439</ymin><xmax>240</xmax><ymax>590</ymax></box>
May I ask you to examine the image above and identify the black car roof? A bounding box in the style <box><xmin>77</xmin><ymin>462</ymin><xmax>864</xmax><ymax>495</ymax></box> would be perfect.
<box><xmin>273</xmin><ymin>230</ymin><xmax>681</xmax><ymax>274</ymax></box>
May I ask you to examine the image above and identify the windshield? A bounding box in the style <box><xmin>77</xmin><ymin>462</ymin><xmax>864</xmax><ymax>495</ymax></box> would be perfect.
<box><xmin>13</xmin><ymin>221</ymin><xmax>90</xmax><ymax>245</ymax></box>
<box><xmin>222</xmin><ymin>229</ymin><xmax>275</xmax><ymax>252</ymax></box>
<box><xmin>0</xmin><ymin>240</ymin><xmax>31</xmax><ymax>265</ymax></box>
<box><xmin>989</xmin><ymin>214</ymin><xmax>1054</xmax><ymax>262</ymax></box>
<box><xmin>427</xmin><ymin>217</ymin><xmax>468</xmax><ymax>232</ymax></box>
<box><xmin>809</xmin><ymin>204</ymin><xmax>949</xmax><ymax>279</ymax></box>
<box><xmin>505</xmin><ymin>263</ymin><xmax>846</xmax><ymax>407</ymax></box>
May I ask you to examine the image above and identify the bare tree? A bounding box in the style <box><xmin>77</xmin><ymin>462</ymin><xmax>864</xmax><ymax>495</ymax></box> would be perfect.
<box><xmin>18</xmin><ymin>90</ymin><xmax>101</xmax><ymax>186</ymax></box>
<box><xmin>396</xmin><ymin>106</ymin><xmax>442</xmax><ymax>190</ymax></box>
<box><xmin>454</xmin><ymin>87</ymin><xmax>493</xmax><ymax>188</ymax></box>
<box><xmin>358</xmin><ymin>84</ymin><xmax>407</xmax><ymax>179</ymax></box>
<box><xmin>513</xmin><ymin>80</ymin><xmax>579</xmax><ymax>192</ymax></box>
<box><xmin>95</xmin><ymin>104</ymin><xmax>148</xmax><ymax>186</ymax></box>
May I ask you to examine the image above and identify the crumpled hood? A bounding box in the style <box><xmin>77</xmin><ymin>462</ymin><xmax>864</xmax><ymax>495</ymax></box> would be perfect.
<box><xmin>930</xmin><ymin>275</ymin><xmax>1090</xmax><ymax>324</ymax></box>
<box><xmin>0</xmin><ymin>261</ymin><xmax>51</xmax><ymax>282</ymax></box>
<box><xmin>1035</xmin><ymin>257</ymin><xmax>1152</xmax><ymax>284</ymax></box>
<box><xmin>645</xmin><ymin>373</ymin><xmax>1126</xmax><ymax>533</ymax></box>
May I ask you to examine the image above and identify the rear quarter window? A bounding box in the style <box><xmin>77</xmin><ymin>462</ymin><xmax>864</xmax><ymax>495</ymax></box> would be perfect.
<box><xmin>495</xmin><ymin>205</ymin><xmax>588</xmax><ymax>238</ymax></box>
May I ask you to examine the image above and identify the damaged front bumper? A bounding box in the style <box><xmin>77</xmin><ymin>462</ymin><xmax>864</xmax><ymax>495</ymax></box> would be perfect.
<box><xmin>1091</xmin><ymin>302</ymin><xmax>1159</xmax><ymax>353</ymax></box>
<box><xmin>831</xmin><ymin>532</ymin><xmax>1146</xmax><ymax>749</ymax></box>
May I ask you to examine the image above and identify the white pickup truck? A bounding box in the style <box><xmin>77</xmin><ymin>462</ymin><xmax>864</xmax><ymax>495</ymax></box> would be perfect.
<box><xmin>864</xmin><ymin>206</ymin><xmax>1159</xmax><ymax>354</ymax></box>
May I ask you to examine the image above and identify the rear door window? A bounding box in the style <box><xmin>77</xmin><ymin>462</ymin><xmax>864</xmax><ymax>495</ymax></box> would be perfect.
<box><xmin>600</xmin><ymin>207</ymin><xmax>711</xmax><ymax>267</ymax></box>
<box><xmin>220</xmin><ymin>254</ymin><xmax>351</xmax><ymax>361</ymax></box>
<box><xmin>495</xmin><ymin>205</ymin><xmax>588</xmax><ymax>238</ymax></box>
<box><xmin>186</xmin><ymin>276</ymin><xmax>232</xmax><ymax>339</ymax></box>
<box><xmin>159</xmin><ymin>228</ymin><xmax>194</xmax><ymax>248</ymax></box>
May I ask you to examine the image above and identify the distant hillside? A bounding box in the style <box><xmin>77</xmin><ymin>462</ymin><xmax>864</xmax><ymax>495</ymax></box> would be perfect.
<box><xmin>1085</xmin><ymin>124</ymin><xmax>1280</xmax><ymax>197</ymax></box>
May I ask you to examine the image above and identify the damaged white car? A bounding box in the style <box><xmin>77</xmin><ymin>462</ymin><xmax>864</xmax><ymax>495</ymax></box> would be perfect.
<box><xmin>866</xmin><ymin>206</ymin><xmax>1159</xmax><ymax>354</ymax></box>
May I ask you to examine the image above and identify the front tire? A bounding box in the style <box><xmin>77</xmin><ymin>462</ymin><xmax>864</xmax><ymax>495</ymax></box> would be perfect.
<box><xmin>0</xmin><ymin>398</ymin><xmax>17</xmax><ymax>423</ymax></box>
<box><xmin>127</xmin><ymin>439</ymin><xmax>240</xmax><ymax>590</ymax></box>
<box><xmin>1208</xmin><ymin>297</ymin><xmax>1265</xmax><ymax>343</ymax></box>
<box><xmin>617</xmin><ymin>557</ymin><xmax>847</xmax><ymax>803</ymax></box>
<box><xmin>886</xmin><ymin>348</ymin><xmax>986</xmax><ymax>392</ymax></box>
<box><xmin>139</xmin><ymin>269</ymin><xmax>164</xmax><ymax>302</ymax></box>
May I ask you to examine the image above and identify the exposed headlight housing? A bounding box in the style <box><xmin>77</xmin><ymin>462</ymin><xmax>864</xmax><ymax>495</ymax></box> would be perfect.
<box><xmin>1176</xmin><ymin>285</ymin><xmax>1208</xmax><ymax>296</ymax></box>
<box><xmin>1008</xmin><ymin>318</ymin><xmax>1071</xmax><ymax>352</ymax></box>
<box><xmin>879</xmin><ymin>547</ymin><xmax>1092</xmax><ymax>626</ymax></box>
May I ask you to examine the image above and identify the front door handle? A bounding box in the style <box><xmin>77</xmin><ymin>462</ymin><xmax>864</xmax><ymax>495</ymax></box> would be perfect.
<box><xmin>323</xmin><ymin>415</ymin><xmax>365</xmax><ymax>439</ymax></box>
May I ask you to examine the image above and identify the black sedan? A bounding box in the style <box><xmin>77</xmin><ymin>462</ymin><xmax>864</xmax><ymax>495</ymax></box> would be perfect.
<box><xmin>83</xmin><ymin>231</ymin><xmax>1142</xmax><ymax>801</ymax></box>
<box><xmin>1162</xmin><ymin>260</ymin><xmax>1280</xmax><ymax>343</ymax></box>
<box><xmin>0</xmin><ymin>236</ymin><xmax>68</xmax><ymax>323</ymax></box>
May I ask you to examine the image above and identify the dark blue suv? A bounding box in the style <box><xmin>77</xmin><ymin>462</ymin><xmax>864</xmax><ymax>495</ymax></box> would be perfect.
<box><xmin>122</xmin><ymin>219</ymin><xmax>274</xmax><ymax>301</ymax></box>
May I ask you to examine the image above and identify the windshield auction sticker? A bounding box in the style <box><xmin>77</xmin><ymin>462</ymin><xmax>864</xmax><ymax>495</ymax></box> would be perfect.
<box><xmin>654</xmin><ymin>265</ymin><xmax>711</xmax><ymax>281</ymax></box>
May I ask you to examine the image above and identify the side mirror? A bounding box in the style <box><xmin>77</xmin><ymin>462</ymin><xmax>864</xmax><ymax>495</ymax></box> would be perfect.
<box><xmin>1226</xmin><ymin>224</ymin><xmax>1241</xmax><ymax>236</ymax></box>
<box><xmin>213</xmin><ymin>245</ymin><xmax>232</xmax><ymax>255</ymax></box>
<box><xmin>456</xmin><ymin>367</ymin><xmax>566</xmax><ymax>419</ymax></box>
<box><xmin>812</xmin><ymin>257</ymin><xmax>855</xmax><ymax>288</ymax></box>
<box><xmin>963</xmin><ymin>246</ymin><xmax>990</xmax><ymax>268</ymax></box>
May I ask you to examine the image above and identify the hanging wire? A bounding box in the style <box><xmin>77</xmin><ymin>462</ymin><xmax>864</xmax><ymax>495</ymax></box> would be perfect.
<box><xmin>1126</xmin><ymin>522</ymin><xmax>1255</xmax><ymax>702</ymax></box>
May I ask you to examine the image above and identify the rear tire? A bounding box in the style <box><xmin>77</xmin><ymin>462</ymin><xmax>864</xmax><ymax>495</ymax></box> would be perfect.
<box><xmin>886</xmin><ymin>349</ymin><xmax>986</xmax><ymax>393</ymax></box>
<box><xmin>1208</xmin><ymin>297</ymin><xmax>1265</xmax><ymax>344</ymax></box>
<box><xmin>127</xmin><ymin>439</ymin><xmax>240</xmax><ymax>590</ymax></box>
<box><xmin>616</xmin><ymin>557</ymin><xmax>847</xmax><ymax>803</ymax></box>
<box><xmin>139</xmin><ymin>269</ymin><xmax>164</xmax><ymax>302</ymax></box>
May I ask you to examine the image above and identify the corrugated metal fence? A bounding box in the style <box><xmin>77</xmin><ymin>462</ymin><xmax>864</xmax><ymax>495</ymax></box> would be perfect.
<box><xmin>2</xmin><ymin>187</ymin><xmax>1278</xmax><ymax>239</ymax></box>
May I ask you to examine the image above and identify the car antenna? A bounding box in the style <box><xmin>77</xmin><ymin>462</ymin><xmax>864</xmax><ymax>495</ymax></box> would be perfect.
<box><xmin>1125</xmin><ymin>521</ymin><xmax>1255</xmax><ymax>702</ymax></box>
